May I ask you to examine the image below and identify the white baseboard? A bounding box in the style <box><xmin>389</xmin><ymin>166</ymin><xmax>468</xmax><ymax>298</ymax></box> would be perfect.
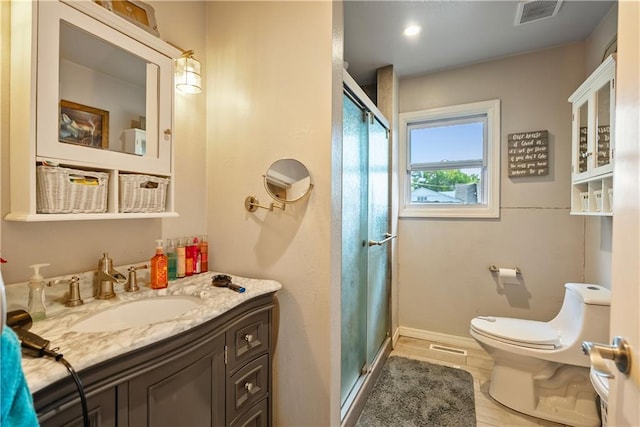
<box><xmin>398</xmin><ymin>326</ymin><xmax>484</xmax><ymax>351</ymax></box>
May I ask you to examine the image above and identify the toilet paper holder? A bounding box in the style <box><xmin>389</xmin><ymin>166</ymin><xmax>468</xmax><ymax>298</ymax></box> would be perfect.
<box><xmin>489</xmin><ymin>265</ymin><xmax>521</xmax><ymax>275</ymax></box>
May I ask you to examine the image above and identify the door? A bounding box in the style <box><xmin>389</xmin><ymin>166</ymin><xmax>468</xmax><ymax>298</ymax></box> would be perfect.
<box><xmin>340</xmin><ymin>90</ymin><xmax>391</xmax><ymax>408</ymax></box>
<box><xmin>608</xmin><ymin>2</ymin><xmax>640</xmax><ymax>425</ymax></box>
<box><xmin>340</xmin><ymin>92</ymin><xmax>369</xmax><ymax>406</ymax></box>
<box><xmin>366</xmin><ymin>113</ymin><xmax>391</xmax><ymax>363</ymax></box>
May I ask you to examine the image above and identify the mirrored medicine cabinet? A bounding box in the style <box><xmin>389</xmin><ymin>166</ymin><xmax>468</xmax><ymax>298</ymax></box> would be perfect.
<box><xmin>37</xmin><ymin>1</ymin><xmax>173</xmax><ymax>174</ymax></box>
<box><xmin>569</xmin><ymin>54</ymin><xmax>616</xmax><ymax>216</ymax></box>
<box><xmin>7</xmin><ymin>0</ymin><xmax>182</xmax><ymax>221</ymax></box>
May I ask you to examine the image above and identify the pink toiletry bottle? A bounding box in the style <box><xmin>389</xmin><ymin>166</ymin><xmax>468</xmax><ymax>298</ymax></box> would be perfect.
<box><xmin>193</xmin><ymin>236</ymin><xmax>201</xmax><ymax>274</ymax></box>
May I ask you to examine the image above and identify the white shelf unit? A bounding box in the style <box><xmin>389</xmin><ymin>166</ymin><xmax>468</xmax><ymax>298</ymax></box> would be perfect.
<box><xmin>6</xmin><ymin>0</ymin><xmax>181</xmax><ymax>222</ymax></box>
<box><xmin>568</xmin><ymin>54</ymin><xmax>616</xmax><ymax>216</ymax></box>
<box><xmin>571</xmin><ymin>175</ymin><xmax>613</xmax><ymax>216</ymax></box>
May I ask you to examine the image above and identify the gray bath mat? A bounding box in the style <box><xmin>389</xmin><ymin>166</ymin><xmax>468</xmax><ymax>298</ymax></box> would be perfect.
<box><xmin>356</xmin><ymin>355</ymin><xmax>476</xmax><ymax>427</ymax></box>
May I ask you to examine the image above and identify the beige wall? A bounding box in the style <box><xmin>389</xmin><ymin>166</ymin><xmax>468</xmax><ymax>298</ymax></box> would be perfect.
<box><xmin>1</xmin><ymin>1</ymin><xmax>9</xmax><ymax>258</ymax></box>
<box><xmin>585</xmin><ymin>3</ymin><xmax>618</xmax><ymax>75</ymax></box>
<box><xmin>205</xmin><ymin>2</ymin><xmax>339</xmax><ymax>425</ymax></box>
<box><xmin>154</xmin><ymin>1</ymin><xmax>208</xmax><ymax>241</ymax></box>
<box><xmin>398</xmin><ymin>44</ymin><xmax>588</xmax><ymax>337</ymax></box>
<box><xmin>0</xmin><ymin>1</ymin><xmax>207</xmax><ymax>284</ymax></box>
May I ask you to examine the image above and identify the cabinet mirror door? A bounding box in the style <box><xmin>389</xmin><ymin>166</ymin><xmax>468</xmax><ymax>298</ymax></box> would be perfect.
<box><xmin>577</xmin><ymin>100</ymin><xmax>589</xmax><ymax>174</ymax></box>
<box><xmin>595</xmin><ymin>81</ymin><xmax>611</xmax><ymax>168</ymax></box>
<box><xmin>36</xmin><ymin>1</ymin><xmax>172</xmax><ymax>175</ymax></box>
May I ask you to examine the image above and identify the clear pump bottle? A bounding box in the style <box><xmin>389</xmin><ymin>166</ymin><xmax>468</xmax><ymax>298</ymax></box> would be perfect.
<box><xmin>27</xmin><ymin>263</ymin><xmax>50</xmax><ymax>321</ymax></box>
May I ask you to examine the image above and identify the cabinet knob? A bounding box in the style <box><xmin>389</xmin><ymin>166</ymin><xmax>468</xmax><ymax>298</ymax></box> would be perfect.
<box><xmin>244</xmin><ymin>382</ymin><xmax>254</xmax><ymax>392</ymax></box>
<box><xmin>244</xmin><ymin>334</ymin><xmax>254</xmax><ymax>344</ymax></box>
<box><xmin>163</xmin><ymin>129</ymin><xmax>172</xmax><ymax>136</ymax></box>
<box><xmin>581</xmin><ymin>151</ymin><xmax>593</xmax><ymax>159</ymax></box>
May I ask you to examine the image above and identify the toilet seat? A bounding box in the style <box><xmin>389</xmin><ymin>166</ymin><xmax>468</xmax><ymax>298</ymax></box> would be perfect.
<box><xmin>471</xmin><ymin>317</ymin><xmax>560</xmax><ymax>350</ymax></box>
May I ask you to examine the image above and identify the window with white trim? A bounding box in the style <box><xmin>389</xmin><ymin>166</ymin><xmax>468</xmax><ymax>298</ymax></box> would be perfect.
<box><xmin>399</xmin><ymin>99</ymin><xmax>501</xmax><ymax>218</ymax></box>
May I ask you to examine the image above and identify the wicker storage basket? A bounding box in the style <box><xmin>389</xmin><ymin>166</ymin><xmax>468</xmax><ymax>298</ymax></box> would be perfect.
<box><xmin>119</xmin><ymin>174</ymin><xmax>169</xmax><ymax>213</ymax></box>
<box><xmin>36</xmin><ymin>165</ymin><xmax>109</xmax><ymax>213</ymax></box>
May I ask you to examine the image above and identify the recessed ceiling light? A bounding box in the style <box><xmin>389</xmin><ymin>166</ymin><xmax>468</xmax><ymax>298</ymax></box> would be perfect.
<box><xmin>403</xmin><ymin>25</ymin><xmax>421</xmax><ymax>37</ymax></box>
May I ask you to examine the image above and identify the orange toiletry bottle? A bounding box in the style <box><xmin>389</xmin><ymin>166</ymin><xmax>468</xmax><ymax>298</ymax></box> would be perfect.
<box><xmin>199</xmin><ymin>235</ymin><xmax>209</xmax><ymax>272</ymax></box>
<box><xmin>150</xmin><ymin>239</ymin><xmax>168</xmax><ymax>289</ymax></box>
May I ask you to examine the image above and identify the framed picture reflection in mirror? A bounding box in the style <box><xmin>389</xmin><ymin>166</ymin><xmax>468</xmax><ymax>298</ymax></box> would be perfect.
<box><xmin>59</xmin><ymin>100</ymin><xmax>109</xmax><ymax>149</ymax></box>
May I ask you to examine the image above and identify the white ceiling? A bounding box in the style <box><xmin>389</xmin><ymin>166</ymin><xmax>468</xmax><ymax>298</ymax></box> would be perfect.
<box><xmin>344</xmin><ymin>0</ymin><xmax>616</xmax><ymax>86</ymax></box>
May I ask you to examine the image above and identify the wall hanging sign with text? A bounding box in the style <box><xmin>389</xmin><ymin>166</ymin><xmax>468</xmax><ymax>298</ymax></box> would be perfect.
<box><xmin>507</xmin><ymin>130</ymin><xmax>549</xmax><ymax>177</ymax></box>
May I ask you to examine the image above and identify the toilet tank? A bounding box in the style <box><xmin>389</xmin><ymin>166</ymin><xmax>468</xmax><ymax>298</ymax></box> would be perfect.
<box><xmin>549</xmin><ymin>283</ymin><xmax>611</xmax><ymax>352</ymax></box>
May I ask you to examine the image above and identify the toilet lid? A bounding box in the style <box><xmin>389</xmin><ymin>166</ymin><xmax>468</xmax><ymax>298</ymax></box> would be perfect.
<box><xmin>471</xmin><ymin>317</ymin><xmax>560</xmax><ymax>349</ymax></box>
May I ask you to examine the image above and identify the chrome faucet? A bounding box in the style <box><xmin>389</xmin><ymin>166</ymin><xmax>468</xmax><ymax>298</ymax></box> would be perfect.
<box><xmin>96</xmin><ymin>253</ymin><xmax>127</xmax><ymax>299</ymax></box>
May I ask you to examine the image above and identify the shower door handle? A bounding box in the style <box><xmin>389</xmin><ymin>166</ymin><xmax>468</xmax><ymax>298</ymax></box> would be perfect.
<box><xmin>368</xmin><ymin>233</ymin><xmax>397</xmax><ymax>247</ymax></box>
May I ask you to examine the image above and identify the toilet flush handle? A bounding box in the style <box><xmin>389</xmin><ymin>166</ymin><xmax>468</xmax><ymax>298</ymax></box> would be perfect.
<box><xmin>581</xmin><ymin>336</ymin><xmax>631</xmax><ymax>377</ymax></box>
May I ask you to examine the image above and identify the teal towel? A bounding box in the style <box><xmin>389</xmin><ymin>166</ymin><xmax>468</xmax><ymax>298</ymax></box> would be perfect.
<box><xmin>1</xmin><ymin>326</ymin><xmax>39</xmax><ymax>426</ymax></box>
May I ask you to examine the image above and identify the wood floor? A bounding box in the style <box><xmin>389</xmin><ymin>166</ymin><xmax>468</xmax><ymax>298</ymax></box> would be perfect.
<box><xmin>391</xmin><ymin>336</ymin><xmax>570</xmax><ymax>427</ymax></box>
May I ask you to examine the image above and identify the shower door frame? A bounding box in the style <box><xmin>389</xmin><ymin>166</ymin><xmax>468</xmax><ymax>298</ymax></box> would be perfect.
<box><xmin>340</xmin><ymin>71</ymin><xmax>393</xmax><ymax>424</ymax></box>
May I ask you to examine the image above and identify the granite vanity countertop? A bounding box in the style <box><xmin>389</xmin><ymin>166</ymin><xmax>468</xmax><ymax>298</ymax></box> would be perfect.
<box><xmin>21</xmin><ymin>272</ymin><xmax>282</xmax><ymax>393</ymax></box>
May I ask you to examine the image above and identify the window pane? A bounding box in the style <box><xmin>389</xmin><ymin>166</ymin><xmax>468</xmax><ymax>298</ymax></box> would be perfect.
<box><xmin>410</xmin><ymin>120</ymin><xmax>484</xmax><ymax>165</ymax></box>
<box><xmin>410</xmin><ymin>168</ymin><xmax>482</xmax><ymax>204</ymax></box>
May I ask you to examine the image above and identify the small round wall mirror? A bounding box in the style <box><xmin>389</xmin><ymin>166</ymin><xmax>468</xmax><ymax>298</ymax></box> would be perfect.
<box><xmin>264</xmin><ymin>158</ymin><xmax>313</xmax><ymax>203</ymax></box>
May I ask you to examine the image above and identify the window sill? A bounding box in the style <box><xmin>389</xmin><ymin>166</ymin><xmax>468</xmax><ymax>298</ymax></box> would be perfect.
<box><xmin>399</xmin><ymin>205</ymin><xmax>500</xmax><ymax>219</ymax></box>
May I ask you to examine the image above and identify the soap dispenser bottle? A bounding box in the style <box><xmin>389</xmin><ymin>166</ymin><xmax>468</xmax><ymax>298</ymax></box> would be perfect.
<box><xmin>28</xmin><ymin>263</ymin><xmax>50</xmax><ymax>321</ymax></box>
<box><xmin>150</xmin><ymin>240</ymin><xmax>168</xmax><ymax>289</ymax></box>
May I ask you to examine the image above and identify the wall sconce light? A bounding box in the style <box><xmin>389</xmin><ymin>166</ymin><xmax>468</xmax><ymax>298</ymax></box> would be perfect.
<box><xmin>175</xmin><ymin>50</ymin><xmax>202</xmax><ymax>94</ymax></box>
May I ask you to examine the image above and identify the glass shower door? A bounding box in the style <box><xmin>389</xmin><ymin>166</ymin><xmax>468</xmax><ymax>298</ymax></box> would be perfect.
<box><xmin>366</xmin><ymin>115</ymin><xmax>390</xmax><ymax>363</ymax></box>
<box><xmin>340</xmin><ymin>93</ymin><xmax>369</xmax><ymax>405</ymax></box>
<box><xmin>340</xmin><ymin>92</ymin><xmax>390</xmax><ymax>409</ymax></box>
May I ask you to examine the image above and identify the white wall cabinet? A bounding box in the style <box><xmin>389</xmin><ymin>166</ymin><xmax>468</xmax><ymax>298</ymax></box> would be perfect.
<box><xmin>568</xmin><ymin>54</ymin><xmax>616</xmax><ymax>216</ymax></box>
<box><xmin>6</xmin><ymin>0</ymin><xmax>181</xmax><ymax>221</ymax></box>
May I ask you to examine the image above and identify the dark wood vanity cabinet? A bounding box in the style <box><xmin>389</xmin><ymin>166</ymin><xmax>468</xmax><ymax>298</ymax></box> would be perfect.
<box><xmin>38</xmin><ymin>388</ymin><xmax>117</xmax><ymax>427</ymax></box>
<box><xmin>33</xmin><ymin>293</ymin><xmax>275</xmax><ymax>427</ymax></box>
<box><xmin>127</xmin><ymin>333</ymin><xmax>226</xmax><ymax>426</ymax></box>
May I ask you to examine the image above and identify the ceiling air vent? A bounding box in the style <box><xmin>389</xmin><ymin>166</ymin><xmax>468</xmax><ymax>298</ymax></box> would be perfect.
<box><xmin>515</xmin><ymin>0</ymin><xmax>563</xmax><ymax>26</ymax></box>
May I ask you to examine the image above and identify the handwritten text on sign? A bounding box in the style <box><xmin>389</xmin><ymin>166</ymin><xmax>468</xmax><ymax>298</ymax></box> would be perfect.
<box><xmin>507</xmin><ymin>130</ymin><xmax>549</xmax><ymax>177</ymax></box>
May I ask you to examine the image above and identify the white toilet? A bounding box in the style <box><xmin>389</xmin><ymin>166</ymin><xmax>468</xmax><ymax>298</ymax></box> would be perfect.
<box><xmin>470</xmin><ymin>283</ymin><xmax>611</xmax><ymax>427</ymax></box>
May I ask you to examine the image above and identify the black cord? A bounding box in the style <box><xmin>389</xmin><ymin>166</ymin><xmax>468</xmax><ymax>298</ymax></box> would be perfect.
<box><xmin>57</xmin><ymin>356</ymin><xmax>90</xmax><ymax>427</ymax></box>
<box><xmin>9</xmin><ymin>322</ymin><xmax>90</xmax><ymax>427</ymax></box>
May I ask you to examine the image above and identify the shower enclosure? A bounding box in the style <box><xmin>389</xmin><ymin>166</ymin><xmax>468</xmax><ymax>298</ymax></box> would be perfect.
<box><xmin>340</xmin><ymin>75</ymin><xmax>392</xmax><ymax>416</ymax></box>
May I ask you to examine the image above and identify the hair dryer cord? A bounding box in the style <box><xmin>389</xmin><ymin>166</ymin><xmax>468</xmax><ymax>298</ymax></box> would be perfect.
<box><xmin>57</xmin><ymin>356</ymin><xmax>89</xmax><ymax>427</ymax></box>
<box><xmin>8</xmin><ymin>314</ymin><xmax>89</xmax><ymax>427</ymax></box>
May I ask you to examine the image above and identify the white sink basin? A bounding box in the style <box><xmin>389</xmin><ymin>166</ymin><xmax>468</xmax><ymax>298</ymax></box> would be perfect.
<box><xmin>70</xmin><ymin>295</ymin><xmax>202</xmax><ymax>333</ymax></box>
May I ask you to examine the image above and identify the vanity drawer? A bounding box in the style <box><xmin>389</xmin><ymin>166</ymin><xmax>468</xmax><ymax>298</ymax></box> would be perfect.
<box><xmin>228</xmin><ymin>310</ymin><xmax>269</xmax><ymax>372</ymax></box>
<box><xmin>227</xmin><ymin>355</ymin><xmax>269</xmax><ymax>423</ymax></box>
<box><xmin>230</xmin><ymin>399</ymin><xmax>269</xmax><ymax>427</ymax></box>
